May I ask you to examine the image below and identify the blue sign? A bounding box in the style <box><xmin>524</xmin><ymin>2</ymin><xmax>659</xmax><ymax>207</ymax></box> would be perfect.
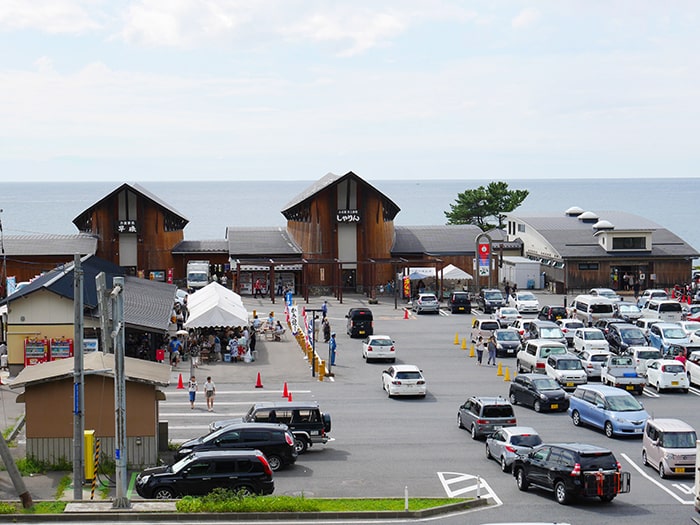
<box><xmin>285</xmin><ymin>291</ymin><xmax>293</xmax><ymax>307</ymax></box>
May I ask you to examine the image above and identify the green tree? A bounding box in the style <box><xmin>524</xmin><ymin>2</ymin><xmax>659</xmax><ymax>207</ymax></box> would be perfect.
<box><xmin>444</xmin><ymin>182</ymin><xmax>529</xmax><ymax>231</ymax></box>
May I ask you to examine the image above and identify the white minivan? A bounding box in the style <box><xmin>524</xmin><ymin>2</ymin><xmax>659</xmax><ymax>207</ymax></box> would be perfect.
<box><xmin>571</xmin><ymin>294</ymin><xmax>616</xmax><ymax>324</ymax></box>
<box><xmin>643</xmin><ymin>300</ymin><xmax>683</xmax><ymax>323</ymax></box>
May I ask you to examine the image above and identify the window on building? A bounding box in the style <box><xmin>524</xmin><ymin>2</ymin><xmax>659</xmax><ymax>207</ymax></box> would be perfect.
<box><xmin>612</xmin><ymin>237</ymin><xmax>646</xmax><ymax>250</ymax></box>
<box><xmin>578</xmin><ymin>263</ymin><xmax>599</xmax><ymax>270</ymax></box>
<box><xmin>517</xmin><ymin>224</ymin><xmax>526</xmax><ymax>233</ymax></box>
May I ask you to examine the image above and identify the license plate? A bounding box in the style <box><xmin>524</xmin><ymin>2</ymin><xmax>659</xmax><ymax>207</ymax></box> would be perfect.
<box><xmin>551</xmin><ymin>403</ymin><xmax>559</xmax><ymax>409</ymax></box>
<box><xmin>674</xmin><ymin>467</ymin><xmax>686</xmax><ymax>473</ymax></box>
<box><xmin>458</xmin><ymin>306</ymin><xmax>464</xmax><ymax>311</ymax></box>
<box><xmin>672</xmin><ymin>381</ymin><xmax>679</xmax><ymax>386</ymax></box>
<box><xmin>566</xmin><ymin>382</ymin><xmax>574</xmax><ymax>387</ymax></box>
<box><xmin>507</xmin><ymin>349</ymin><xmax>514</xmax><ymax>354</ymax></box>
<box><xmin>634</xmin><ymin>428</ymin><xmax>643</xmax><ymax>433</ymax></box>
<box><xmin>625</xmin><ymin>385</ymin><xmax>634</xmax><ymax>390</ymax></box>
<box><xmin>494</xmin><ymin>426</ymin><xmax>502</xmax><ymax>430</ymax></box>
<box><xmin>358</xmin><ymin>330</ymin><xmax>365</xmax><ymax>335</ymax></box>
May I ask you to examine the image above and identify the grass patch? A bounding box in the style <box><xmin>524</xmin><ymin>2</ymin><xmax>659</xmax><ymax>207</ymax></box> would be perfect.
<box><xmin>0</xmin><ymin>501</ymin><xmax>67</xmax><ymax>514</ymax></box>
<box><xmin>14</xmin><ymin>456</ymin><xmax>72</xmax><ymax>476</ymax></box>
<box><xmin>175</xmin><ymin>489</ymin><xmax>461</xmax><ymax>513</ymax></box>
<box><xmin>55</xmin><ymin>474</ymin><xmax>71</xmax><ymax>500</ymax></box>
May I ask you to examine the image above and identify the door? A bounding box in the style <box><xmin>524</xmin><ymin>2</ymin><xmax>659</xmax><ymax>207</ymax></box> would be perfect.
<box><xmin>179</xmin><ymin>460</ymin><xmax>214</xmax><ymax>496</ymax></box>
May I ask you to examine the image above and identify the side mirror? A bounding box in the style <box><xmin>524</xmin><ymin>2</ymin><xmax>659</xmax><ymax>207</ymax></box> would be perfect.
<box><xmin>596</xmin><ymin>403</ymin><xmax>605</xmax><ymax>410</ymax></box>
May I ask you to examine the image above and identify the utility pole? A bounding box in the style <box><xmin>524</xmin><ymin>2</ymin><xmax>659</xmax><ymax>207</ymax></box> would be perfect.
<box><xmin>111</xmin><ymin>276</ymin><xmax>130</xmax><ymax>509</ymax></box>
<box><xmin>72</xmin><ymin>255</ymin><xmax>85</xmax><ymax>500</ymax></box>
<box><xmin>95</xmin><ymin>273</ymin><xmax>111</xmax><ymax>354</ymax></box>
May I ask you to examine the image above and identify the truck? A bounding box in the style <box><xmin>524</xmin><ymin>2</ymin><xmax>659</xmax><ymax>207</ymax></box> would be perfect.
<box><xmin>600</xmin><ymin>354</ymin><xmax>646</xmax><ymax>395</ymax></box>
<box><xmin>186</xmin><ymin>260</ymin><xmax>210</xmax><ymax>290</ymax></box>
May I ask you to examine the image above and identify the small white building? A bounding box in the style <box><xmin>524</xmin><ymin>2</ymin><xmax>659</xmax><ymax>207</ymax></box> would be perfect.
<box><xmin>502</xmin><ymin>256</ymin><xmax>542</xmax><ymax>291</ymax></box>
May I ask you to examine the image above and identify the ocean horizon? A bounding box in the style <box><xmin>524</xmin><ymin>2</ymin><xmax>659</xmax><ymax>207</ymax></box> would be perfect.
<box><xmin>1</xmin><ymin>177</ymin><xmax>697</xmax><ymax>262</ymax></box>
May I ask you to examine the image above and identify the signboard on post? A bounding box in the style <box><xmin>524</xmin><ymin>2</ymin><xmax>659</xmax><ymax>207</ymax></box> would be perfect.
<box><xmin>477</xmin><ymin>237</ymin><xmax>491</xmax><ymax>277</ymax></box>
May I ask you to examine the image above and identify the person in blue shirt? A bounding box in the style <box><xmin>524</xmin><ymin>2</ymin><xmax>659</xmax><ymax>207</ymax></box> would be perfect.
<box><xmin>168</xmin><ymin>336</ymin><xmax>182</xmax><ymax>367</ymax></box>
<box><xmin>329</xmin><ymin>332</ymin><xmax>337</xmax><ymax>366</ymax></box>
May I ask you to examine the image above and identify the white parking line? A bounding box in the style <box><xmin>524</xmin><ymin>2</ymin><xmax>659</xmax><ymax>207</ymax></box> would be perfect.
<box><xmin>620</xmin><ymin>452</ymin><xmax>694</xmax><ymax>505</ymax></box>
<box><xmin>642</xmin><ymin>387</ymin><xmax>660</xmax><ymax>398</ymax></box>
<box><xmin>437</xmin><ymin>472</ymin><xmax>503</xmax><ymax>506</ymax></box>
<box><xmin>688</xmin><ymin>386</ymin><xmax>700</xmax><ymax>397</ymax></box>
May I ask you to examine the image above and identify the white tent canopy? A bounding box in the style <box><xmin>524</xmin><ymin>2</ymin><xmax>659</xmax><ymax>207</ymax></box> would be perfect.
<box><xmin>441</xmin><ymin>264</ymin><xmax>473</xmax><ymax>281</ymax></box>
<box><xmin>184</xmin><ymin>282</ymin><xmax>249</xmax><ymax>329</ymax></box>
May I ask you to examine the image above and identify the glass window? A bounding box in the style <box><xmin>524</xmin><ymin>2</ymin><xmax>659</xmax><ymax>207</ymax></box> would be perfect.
<box><xmin>612</xmin><ymin>237</ymin><xmax>646</xmax><ymax>250</ymax></box>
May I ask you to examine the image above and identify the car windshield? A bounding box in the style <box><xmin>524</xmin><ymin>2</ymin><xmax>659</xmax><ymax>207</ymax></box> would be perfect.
<box><xmin>684</xmin><ymin>323</ymin><xmax>700</xmax><ymax>332</ymax></box>
<box><xmin>590</xmin><ymin>354</ymin><xmax>609</xmax><ymax>362</ymax></box>
<box><xmin>621</xmin><ymin>329</ymin><xmax>644</xmax><ymax>339</ymax></box>
<box><xmin>663</xmin><ymin>364</ymin><xmax>685</xmax><ymax>373</ymax></box>
<box><xmin>659</xmin><ymin>303</ymin><xmax>682</xmax><ymax>312</ymax></box>
<box><xmin>421</xmin><ymin>295</ymin><xmax>437</xmax><ymax>301</ymax></box>
<box><xmin>533</xmin><ymin>378</ymin><xmax>560</xmax><ymax>390</ymax></box>
<box><xmin>585</xmin><ymin>331</ymin><xmax>605</xmax><ymax>340</ymax></box>
<box><xmin>598</xmin><ymin>290</ymin><xmax>617</xmax><ymax>299</ymax></box>
<box><xmin>540</xmin><ymin>328</ymin><xmax>564</xmax><ymax>338</ymax></box>
<box><xmin>558</xmin><ymin>359</ymin><xmax>583</xmax><ymax>370</ymax></box>
<box><xmin>370</xmin><ymin>339</ymin><xmax>392</xmax><ymax>346</ymax></box>
<box><xmin>485</xmin><ymin>291</ymin><xmax>504</xmax><ymax>300</ymax></box>
<box><xmin>662</xmin><ymin>328</ymin><xmax>687</xmax><ymax>339</ymax></box>
<box><xmin>510</xmin><ymin>434</ymin><xmax>543</xmax><ymax>447</ymax></box>
<box><xmin>619</xmin><ymin>304</ymin><xmax>641</xmax><ymax>313</ymax></box>
<box><xmin>541</xmin><ymin>346</ymin><xmax>566</xmax><ymax>357</ymax></box>
<box><xmin>564</xmin><ymin>322</ymin><xmax>584</xmax><ymax>329</ymax></box>
<box><xmin>497</xmin><ymin>331</ymin><xmax>520</xmax><ymax>341</ymax></box>
<box><xmin>500</xmin><ymin>308</ymin><xmax>518</xmax><ymax>315</ymax></box>
<box><xmin>590</xmin><ymin>304</ymin><xmax>614</xmax><ymax>314</ymax></box>
<box><xmin>482</xmin><ymin>405</ymin><xmax>514</xmax><ymax>418</ymax></box>
<box><xmin>606</xmin><ymin>395</ymin><xmax>644</xmax><ymax>412</ymax></box>
<box><xmin>519</xmin><ymin>292</ymin><xmax>537</xmax><ymax>301</ymax></box>
<box><xmin>661</xmin><ymin>432</ymin><xmax>697</xmax><ymax>448</ymax></box>
<box><xmin>395</xmin><ymin>371</ymin><xmax>422</xmax><ymax>380</ymax></box>
<box><xmin>171</xmin><ymin>454</ymin><xmax>196</xmax><ymax>473</ymax></box>
<box><xmin>637</xmin><ymin>350</ymin><xmax>661</xmax><ymax>360</ymax></box>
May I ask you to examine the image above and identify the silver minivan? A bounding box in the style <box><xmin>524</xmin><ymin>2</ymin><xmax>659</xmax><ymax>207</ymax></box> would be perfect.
<box><xmin>642</xmin><ymin>418</ymin><xmax>697</xmax><ymax>478</ymax></box>
<box><xmin>571</xmin><ymin>294</ymin><xmax>616</xmax><ymax>324</ymax></box>
<box><xmin>644</xmin><ymin>300</ymin><xmax>683</xmax><ymax>323</ymax></box>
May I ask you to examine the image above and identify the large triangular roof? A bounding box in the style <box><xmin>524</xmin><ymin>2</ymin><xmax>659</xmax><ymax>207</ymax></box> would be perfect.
<box><xmin>281</xmin><ymin>171</ymin><xmax>401</xmax><ymax>220</ymax></box>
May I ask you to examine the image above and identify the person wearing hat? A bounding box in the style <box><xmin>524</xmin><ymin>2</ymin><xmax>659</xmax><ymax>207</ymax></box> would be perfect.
<box><xmin>329</xmin><ymin>332</ymin><xmax>337</xmax><ymax>366</ymax></box>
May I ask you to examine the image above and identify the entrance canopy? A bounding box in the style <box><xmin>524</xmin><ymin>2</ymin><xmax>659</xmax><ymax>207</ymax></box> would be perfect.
<box><xmin>441</xmin><ymin>264</ymin><xmax>473</xmax><ymax>281</ymax></box>
<box><xmin>185</xmin><ymin>282</ymin><xmax>249</xmax><ymax>329</ymax></box>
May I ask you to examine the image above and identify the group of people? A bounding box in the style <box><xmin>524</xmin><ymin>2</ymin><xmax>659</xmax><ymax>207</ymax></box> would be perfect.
<box><xmin>187</xmin><ymin>375</ymin><xmax>217</xmax><ymax>411</ymax></box>
<box><xmin>473</xmin><ymin>335</ymin><xmax>498</xmax><ymax>366</ymax></box>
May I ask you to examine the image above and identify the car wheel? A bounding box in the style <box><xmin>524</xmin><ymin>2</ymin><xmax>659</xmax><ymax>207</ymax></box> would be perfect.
<box><xmin>390</xmin><ymin>358</ymin><xmax>396</xmax><ymax>363</ymax></box>
<box><xmin>485</xmin><ymin>444</ymin><xmax>492</xmax><ymax>459</ymax></box>
<box><xmin>153</xmin><ymin>487</ymin><xmax>175</xmax><ymax>499</ymax></box>
<box><xmin>267</xmin><ymin>455</ymin><xmax>283</xmax><ymax>471</ymax></box>
<box><xmin>458</xmin><ymin>414</ymin><xmax>464</xmax><ymax>429</ymax></box>
<box><xmin>659</xmin><ymin>463</ymin><xmax>667</xmax><ymax>479</ymax></box>
<box><xmin>470</xmin><ymin>424</ymin><xmax>478</xmax><ymax>440</ymax></box>
<box><xmin>233</xmin><ymin>484</ymin><xmax>255</xmax><ymax>497</ymax></box>
<box><xmin>294</xmin><ymin>437</ymin><xmax>309</xmax><ymax>454</ymax></box>
<box><xmin>571</xmin><ymin>410</ymin><xmax>581</xmax><ymax>426</ymax></box>
<box><xmin>642</xmin><ymin>449</ymin><xmax>648</xmax><ymax>466</ymax></box>
<box><xmin>657</xmin><ymin>382</ymin><xmax>664</xmax><ymax>393</ymax></box>
<box><xmin>599</xmin><ymin>494</ymin><xmax>615</xmax><ymax>502</ymax></box>
<box><xmin>515</xmin><ymin>469</ymin><xmax>529</xmax><ymax>491</ymax></box>
<box><xmin>534</xmin><ymin>401</ymin><xmax>542</xmax><ymax>413</ymax></box>
<box><xmin>604</xmin><ymin>421</ymin><xmax>615</xmax><ymax>438</ymax></box>
<box><xmin>509</xmin><ymin>393</ymin><xmax>517</xmax><ymax>405</ymax></box>
<box><xmin>516</xmin><ymin>360</ymin><xmax>523</xmax><ymax>373</ymax></box>
<box><xmin>683</xmin><ymin>388</ymin><xmax>689</xmax><ymax>394</ymax></box>
<box><xmin>554</xmin><ymin>480</ymin><xmax>571</xmax><ymax>505</ymax></box>
<box><xmin>500</xmin><ymin>456</ymin><xmax>510</xmax><ymax>473</ymax></box>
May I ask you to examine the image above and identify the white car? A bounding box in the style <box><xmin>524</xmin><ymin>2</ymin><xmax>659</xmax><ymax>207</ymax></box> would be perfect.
<box><xmin>686</xmin><ymin>350</ymin><xmax>700</xmax><ymax>386</ymax></box>
<box><xmin>678</xmin><ymin>321</ymin><xmax>700</xmax><ymax>336</ymax></box>
<box><xmin>362</xmin><ymin>335</ymin><xmax>396</xmax><ymax>363</ymax></box>
<box><xmin>589</xmin><ymin>288</ymin><xmax>622</xmax><ymax>302</ymax></box>
<box><xmin>494</xmin><ymin>307</ymin><xmax>521</xmax><ymax>327</ymax></box>
<box><xmin>508</xmin><ymin>291</ymin><xmax>540</xmax><ymax>314</ymax></box>
<box><xmin>572</xmin><ymin>328</ymin><xmax>609</xmax><ymax>354</ymax></box>
<box><xmin>381</xmin><ymin>365</ymin><xmax>427</xmax><ymax>398</ymax></box>
<box><xmin>646</xmin><ymin>359</ymin><xmax>689</xmax><ymax>393</ymax></box>
<box><xmin>630</xmin><ymin>346</ymin><xmax>661</xmax><ymax>376</ymax></box>
<box><xmin>556</xmin><ymin>319</ymin><xmax>585</xmax><ymax>347</ymax></box>
<box><xmin>578</xmin><ymin>350</ymin><xmax>612</xmax><ymax>379</ymax></box>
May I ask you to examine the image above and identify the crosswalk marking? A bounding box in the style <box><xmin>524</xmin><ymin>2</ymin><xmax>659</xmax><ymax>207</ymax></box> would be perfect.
<box><xmin>437</xmin><ymin>472</ymin><xmax>502</xmax><ymax>505</ymax></box>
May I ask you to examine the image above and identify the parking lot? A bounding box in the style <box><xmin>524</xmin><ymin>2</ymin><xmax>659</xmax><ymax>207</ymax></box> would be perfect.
<box><xmin>3</xmin><ymin>290</ymin><xmax>699</xmax><ymax>523</ymax></box>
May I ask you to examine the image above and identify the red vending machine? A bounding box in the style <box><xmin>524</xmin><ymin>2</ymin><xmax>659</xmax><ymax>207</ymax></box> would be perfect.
<box><xmin>24</xmin><ymin>338</ymin><xmax>49</xmax><ymax>366</ymax></box>
<box><xmin>49</xmin><ymin>338</ymin><xmax>74</xmax><ymax>361</ymax></box>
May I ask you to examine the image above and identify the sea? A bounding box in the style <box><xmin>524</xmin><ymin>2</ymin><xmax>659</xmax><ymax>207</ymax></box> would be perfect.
<box><xmin>0</xmin><ymin>178</ymin><xmax>698</xmax><ymax>264</ymax></box>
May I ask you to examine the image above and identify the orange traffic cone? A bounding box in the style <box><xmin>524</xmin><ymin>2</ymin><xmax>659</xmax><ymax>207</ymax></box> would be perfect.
<box><xmin>287</xmin><ymin>391</ymin><xmax>293</xmax><ymax>402</ymax></box>
<box><xmin>282</xmin><ymin>382</ymin><xmax>289</xmax><ymax>398</ymax></box>
<box><xmin>177</xmin><ymin>373</ymin><xmax>184</xmax><ymax>389</ymax></box>
<box><xmin>404</xmin><ymin>309</ymin><xmax>409</xmax><ymax>320</ymax></box>
<box><xmin>255</xmin><ymin>372</ymin><xmax>264</xmax><ymax>388</ymax></box>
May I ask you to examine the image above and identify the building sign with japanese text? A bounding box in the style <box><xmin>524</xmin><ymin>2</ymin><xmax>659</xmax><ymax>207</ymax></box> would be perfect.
<box><xmin>116</xmin><ymin>220</ymin><xmax>139</xmax><ymax>234</ymax></box>
<box><xmin>336</xmin><ymin>209</ymin><xmax>360</xmax><ymax>223</ymax></box>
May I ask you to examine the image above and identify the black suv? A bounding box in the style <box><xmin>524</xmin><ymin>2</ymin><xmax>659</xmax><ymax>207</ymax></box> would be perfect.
<box><xmin>175</xmin><ymin>422</ymin><xmax>297</xmax><ymax>471</ymax></box>
<box><xmin>135</xmin><ymin>450</ymin><xmax>274</xmax><ymax>499</ymax></box>
<box><xmin>512</xmin><ymin>443</ymin><xmax>631</xmax><ymax>505</ymax></box>
<box><xmin>537</xmin><ymin>305</ymin><xmax>568</xmax><ymax>322</ymax></box>
<box><xmin>476</xmin><ymin>289</ymin><xmax>506</xmax><ymax>314</ymax></box>
<box><xmin>457</xmin><ymin>396</ymin><xmax>517</xmax><ymax>439</ymax></box>
<box><xmin>346</xmin><ymin>308</ymin><xmax>374</xmax><ymax>338</ymax></box>
<box><xmin>448</xmin><ymin>291</ymin><xmax>472</xmax><ymax>314</ymax></box>
<box><xmin>208</xmin><ymin>401</ymin><xmax>332</xmax><ymax>454</ymax></box>
<box><xmin>607</xmin><ymin>323</ymin><xmax>648</xmax><ymax>354</ymax></box>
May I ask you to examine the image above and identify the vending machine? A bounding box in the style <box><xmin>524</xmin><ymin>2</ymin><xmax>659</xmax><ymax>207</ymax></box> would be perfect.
<box><xmin>24</xmin><ymin>338</ymin><xmax>49</xmax><ymax>366</ymax></box>
<box><xmin>49</xmin><ymin>338</ymin><xmax>74</xmax><ymax>361</ymax></box>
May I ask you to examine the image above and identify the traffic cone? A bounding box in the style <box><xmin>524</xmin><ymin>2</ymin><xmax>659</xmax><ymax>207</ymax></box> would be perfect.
<box><xmin>504</xmin><ymin>367</ymin><xmax>511</xmax><ymax>382</ymax></box>
<box><xmin>287</xmin><ymin>391</ymin><xmax>293</xmax><ymax>402</ymax></box>
<box><xmin>453</xmin><ymin>332</ymin><xmax>459</xmax><ymax>345</ymax></box>
<box><xmin>177</xmin><ymin>373</ymin><xmax>184</xmax><ymax>389</ymax></box>
<box><xmin>404</xmin><ymin>309</ymin><xmax>409</xmax><ymax>320</ymax></box>
<box><xmin>282</xmin><ymin>382</ymin><xmax>289</xmax><ymax>398</ymax></box>
<box><xmin>461</xmin><ymin>338</ymin><xmax>467</xmax><ymax>351</ymax></box>
<box><xmin>496</xmin><ymin>362</ymin><xmax>503</xmax><ymax>376</ymax></box>
<box><xmin>255</xmin><ymin>372</ymin><xmax>264</xmax><ymax>388</ymax></box>
<box><xmin>469</xmin><ymin>343</ymin><xmax>475</xmax><ymax>358</ymax></box>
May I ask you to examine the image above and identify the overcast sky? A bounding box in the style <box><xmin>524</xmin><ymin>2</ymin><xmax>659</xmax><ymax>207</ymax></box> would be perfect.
<box><xmin>1</xmin><ymin>1</ymin><xmax>699</xmax><ymax>182</ymax></box>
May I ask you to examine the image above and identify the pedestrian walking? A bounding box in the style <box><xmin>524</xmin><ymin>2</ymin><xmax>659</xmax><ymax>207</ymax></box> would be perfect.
<box><xmin>329</xmin><ymin>332</ymin><xmax>337</xmax><ymax>366</ymax></box>
<box><xmin>322</xmin><ymin>318</ymin><xmax>331</xmax><ymax>342</ymax></box>
<box><xmin>321</xmin><ymin>300</ymin><xmax>328</xmax><ymax>320</ymax></box>
<box><xmin>203</xmin><ymin>376</ymin><xmax>216</xmax><ymax>411</ymax></box>
<box><xmin>188</xmin><ymin>376</ymin><xmax>198</xmax><ymax>409</ymax></box>
<box><xmin>475</xmin><ymin>336</ymin><xmax>484</xmax><ymax>365</ymax></box>
<box><xmin>487</xmin><ymin>335</ymin><xmax>497</xmax><ymax>366</ymax></box>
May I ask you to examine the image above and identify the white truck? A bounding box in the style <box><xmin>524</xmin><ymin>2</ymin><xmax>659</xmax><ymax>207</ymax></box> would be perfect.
<box><xmin>600</xmin><ymin>354</ymin><xmax>646</xmax><ymax>395</ymax></box>
<box><xmin>186</xmin><ymin>260</ymin><xmax>210</xmax><ymax>290</ymax></box>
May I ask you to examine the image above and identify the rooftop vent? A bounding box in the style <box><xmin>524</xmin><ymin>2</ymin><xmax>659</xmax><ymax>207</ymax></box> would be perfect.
<box><xmin>593</xmin><ymin>220</ymin><xmax>614</xmax><ymax>231</ymax></box>
<box><xmin>578</xmin><ymin>211</ymin><xmax>599</xmax><ymax>223</ymax></box>
<box><xmin>565</xmin><ymin>206</ymin><xmax>584</xmax><ymax>217</ymax></box>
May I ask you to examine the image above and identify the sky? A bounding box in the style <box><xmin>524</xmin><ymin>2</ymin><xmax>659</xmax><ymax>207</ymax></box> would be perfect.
<box><xmin>1</xmin><ymin>1</ymin><xmax>699</xmax><ymax>182</ymax></box>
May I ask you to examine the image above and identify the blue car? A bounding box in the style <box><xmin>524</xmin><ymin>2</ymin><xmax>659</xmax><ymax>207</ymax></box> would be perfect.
<box><xmin>568</xmin><ymin>384</ymin><xmax>648</xmax><ymax>438</ymax></box>
<box><xmin>647</xmin><ymin>322</ymin><xmax>690</xmax><ymax>355</ymax></box>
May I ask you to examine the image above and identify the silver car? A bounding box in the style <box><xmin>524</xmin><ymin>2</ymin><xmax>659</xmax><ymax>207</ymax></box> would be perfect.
<box><xmin>485</xmin><ymin>426</ymin><xmax>542</xmax><ymax>472</ymax></box>
<box><xmin>412</xmin><ymin>293</ymin><xmax>440</xmax><ymax>314</ymax></box>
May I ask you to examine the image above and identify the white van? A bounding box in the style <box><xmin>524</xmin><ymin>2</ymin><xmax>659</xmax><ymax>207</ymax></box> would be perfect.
<box><xmin>643</xmin><ymin>300</ymin><xmax>683</xmax><ymax>322</ymax></box>
<box><xmin>571</xmin><ymin>294</ymin><xmax>616</xmax><ymax>324</ymax></box>
<box><xmin>642</xmin><ymin>418</ymin><xmax>697</xmax><ymax>478</ymax></box>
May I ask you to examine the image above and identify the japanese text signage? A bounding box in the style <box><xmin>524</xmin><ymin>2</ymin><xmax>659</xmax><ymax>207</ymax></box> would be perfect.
<box><xmin>116</xmin><ymin>220</ymin><xmax>139</xmax><ymax>234</ymax></box>
<box><xmin>477</xmin><ymin>235</ymin><xmax>491</xmax><ymax>277</ymax></box>
<box><xmin>336</xmin><ymin>209</ymin><xmax>360</xmax><ymax>223</ymax></box>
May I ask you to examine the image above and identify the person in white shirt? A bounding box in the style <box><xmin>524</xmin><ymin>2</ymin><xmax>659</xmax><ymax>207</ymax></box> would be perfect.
<box><xmin>203</xmin><ymin>376</ymin><xmax>216</xmax><ymax>411</ymax></box>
